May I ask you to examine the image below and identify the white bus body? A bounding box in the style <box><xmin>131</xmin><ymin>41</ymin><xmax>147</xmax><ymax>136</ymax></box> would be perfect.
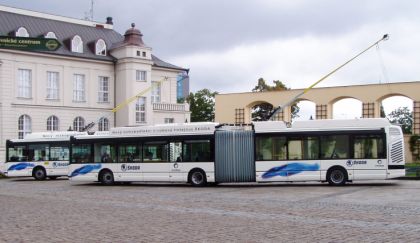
<box><xmin>5</xmin><ymin>131</ymin><xmax>88</xmax><ymax>180</ymax></box>
<box><xmin>68</xmin><ymin>119</ymin><xmax>405</xmax><ymax>186</ymax></box>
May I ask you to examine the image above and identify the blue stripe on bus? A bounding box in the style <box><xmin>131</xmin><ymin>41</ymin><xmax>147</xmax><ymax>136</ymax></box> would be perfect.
<box><xmin>8</xmin><ymin>162</ymin><xmax>36</xmax><ymax>171</ymax></box>
<box><xmin>262</xmin><ymin>163</ymin><xmax>320</xmax><ymax>179</ymax></box>
<box><xmin>69</xmin><ymin>164</ymin><xmax>101</xmax><ymax>177</ymax></box>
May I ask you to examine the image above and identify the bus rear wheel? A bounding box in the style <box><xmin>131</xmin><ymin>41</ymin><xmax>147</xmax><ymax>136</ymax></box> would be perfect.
<box><xmin>33</xmin><ymin>167</ymin><xmax>46</xmax><ymax>181</ymax></box>
<box><xmin>100</xmin><ymin>170</ymin><xmax>114</xmax><ymax>185</ymax></box>
<box><xmin>327</xmin><ymin>167</ymin><xmax>347</xmax><ymax>186</ymax></box>
<box><xmin>189</xmin><ymin>170</ymin><xmax>207</xmax><ymax>187</ymax></box>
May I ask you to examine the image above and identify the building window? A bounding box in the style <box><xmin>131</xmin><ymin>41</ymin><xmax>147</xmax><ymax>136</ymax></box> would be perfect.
<box><xmin>47</xmin><ymin>115</ymin><xmax>59</xmax><ymax>131</ymax></box>
<box><xmin>142</xmin><ymin>51</ymin><xmax>146</xmax><ymax>57</ymax></box>
<box><xmin>73</xmin><ymin>117</ymin><xmax>85</xmax><ymax>132</ymax></box>
<box><xmin>18</xmin><ymin>115</ymin><xmax>31</xmax><ymax>139</ymax></box>
<box><xmin>136</xmin><ymin>70</ymin><xmax>146</xmax><ymax>81</ymax></box>
<box><xmin>136</xmin><ymin>51</ymin><xmax>141</xmax><ymax>56</ymax></box>
<box><xmin>362</xmin><ymin>103</ymin><xmax>375</xmax><ymax>118</ymax></box>
<box><xmin>235</xmin><ymin>108</ymin><xmax>245</xmax><ymax>124</ymax></box>
<box><xmin>71</xmin><ymin>35</ymin><xmax>83</xmax><ymax>53</ymax></box>
<box><xmin>16</xmin><ymin>27</ymin><xmax>29</xmax><ymax>37</ymax></box>
<box><xmin>151</xmin><ymin>81</ymin><xmax>161</xmax><ymax>103</ymax></box>
<box><xmin>98</xmin><ymin>117</ymin><xmax>109</xmax><ymax>131</ymax></box>
<box><xmin>73</xmin><ymin>74</ymin><xmax>86</xmax><ymax>102</ymax></box>
<box><xmin>164</xmin><ymin>118</ymin><xmax>174</xmax><ymax>124</ymax></box>
<box><xmin>46</xmin><ymin>71</ymin><xmax>59</xmax><ymax>100</ymax></box>
<box><xmin>95</xmin><ymin>39</ymin><xmax>106</xmax><ymax>56</ymax></box>
<box><xmin>45</xmin><ymin>32</ymin><xmax>57</xmax><ymax>39</ymax></box>
<box><xmin>136</xmin><ymin>97</ymin><xmax>146</xmax><ymax>123</ymax></box>
<box><xmin>17</xmin><ymin>69</ymin><xmax>32</xmax><ymax>98</ymax></box>
<box><xmin>98</xmin><ymin>76</ymin><xmax>109</xmax><ymax>103</ymax></box>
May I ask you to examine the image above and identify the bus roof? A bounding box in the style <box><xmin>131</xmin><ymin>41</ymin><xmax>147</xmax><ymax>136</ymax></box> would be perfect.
<box><xmin>253</xmin><ymin>118</ymin><xmax>393</xmax><ymax>133</ymax></box>
<box><xmin>73</xmin><ymin>122</ymin><xmax>218</xmax><ymax>140</ymax></box>
<box><xmin>9</xmin><ymin>131</ymin><xmax>89</xmax><ymax>143</ymax></box>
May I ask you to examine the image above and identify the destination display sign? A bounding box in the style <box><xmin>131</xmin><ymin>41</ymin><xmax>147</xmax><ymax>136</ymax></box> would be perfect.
<box><xmin>0</xmin><ymin>36</ymin><xmax>61</xmax><ymax>51</ymax></box>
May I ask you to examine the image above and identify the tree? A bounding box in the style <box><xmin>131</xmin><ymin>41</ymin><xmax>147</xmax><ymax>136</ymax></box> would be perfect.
<box><xmin>251</xmin><ymin>78</ymin><xmax>299</xmax><ymax>121</ymax></box>
<box><xmin>186</xmin><ymin>89</ymin><xmax>218</xmax><ymax>122</ymax></box>
<box><xmin>388</xmin><ymin>107</ymin><xmax>413</xmax><ymax>134</ymax></box>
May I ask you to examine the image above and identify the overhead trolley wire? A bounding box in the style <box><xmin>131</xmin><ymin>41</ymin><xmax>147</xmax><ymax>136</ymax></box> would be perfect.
<box><xmin>266</xmin><ymin>34</ymin><xmax>390</xmax><ymax>121</ymax></box>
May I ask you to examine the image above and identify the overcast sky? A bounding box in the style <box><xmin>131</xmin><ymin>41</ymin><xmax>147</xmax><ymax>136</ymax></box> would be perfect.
<box><xmin>0</xmin><ymin>0</ymin><xmax>417</xmax><ymax>116</ymax></box>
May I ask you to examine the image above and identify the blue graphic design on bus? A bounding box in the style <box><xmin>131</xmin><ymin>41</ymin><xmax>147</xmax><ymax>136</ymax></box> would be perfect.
<box><xmin>8</xmin><ymin>162</ymin><xmax>36</xmax><ymax>171</ymax></box>
<box><xmin>262</xmin><ymin>163</ymin><xmax>320</xmax><ymax>179</ymax></box>
<box><xmin>70</xmin><ymin>164</ymin><xmax>101</xmax><ymax>177</ymax></box>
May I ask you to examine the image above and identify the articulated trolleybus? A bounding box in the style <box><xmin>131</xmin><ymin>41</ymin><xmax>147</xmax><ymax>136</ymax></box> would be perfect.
<box><xmin>5</xmin><ymin>131</ymin><xmax>86</xmax><ymax>180</ymax></box>
<box><xmin>68</xmin><ymin>118</ymin><xmax>405</xmax><ymax>186</ymax></box>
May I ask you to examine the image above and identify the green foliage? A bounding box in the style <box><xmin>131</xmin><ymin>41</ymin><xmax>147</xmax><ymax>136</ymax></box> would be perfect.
<box><xmin>380</xmin><ymin>105</ymin><xmax>386</xmax><ymax>118</ymax></box>
<box><xmin>409</xmin><ymin>135</ymin><xmax>420</xmax><ymax>161</ymax></box>
<box><xmin>252</xmin><ymin>78</ymin><xmax>289</xmax><ymax>92</ymax></box>
<box><xmin>388</xmin><ymin>107</ymin><xmax>413</xmax><ymax>134</ymax></box>
<box><xmin>251</xmin><ymin>78</ymin><xmax>298</xmax><ymax>121</ymax></box>
<box><xmin>186</xmin><ymin>89</ymin><xmax>218</xmax><ymax>122</ymax></box>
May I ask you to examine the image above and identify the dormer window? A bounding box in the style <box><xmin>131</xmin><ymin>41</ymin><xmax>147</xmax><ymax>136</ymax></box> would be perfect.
<box><xmin>95</xmin><ymin>39</ymin><xmax>106</xmax><ymax>56</ymax></box>
<box><xmin>45</xmin><ymin>32</ymin><xmax>57</xmax><ymax>39</ymax></box>
<box><xmin>71</xmin><ymin>35</ymin><xmax>83</xmax><ymax>53</ymax></box>
<box><xmin>16</xmin><ymin>27</ymin><xmax>29</xmax><ymax>37</ymax></box>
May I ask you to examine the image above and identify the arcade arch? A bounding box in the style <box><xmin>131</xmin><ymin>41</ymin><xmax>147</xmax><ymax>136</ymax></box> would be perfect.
<box><xmin>331</xmin><ymin>97</ymin><xmax>362</xmax><ymax>119</ymax></box>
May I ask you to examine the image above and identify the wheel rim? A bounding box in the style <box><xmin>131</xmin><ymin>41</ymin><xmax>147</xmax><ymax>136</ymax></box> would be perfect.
<box><xmin>35</xmin><ymin>169</ymin><xmax>45</xmax><ymax>179</ymax></box>
<box><xmin>191</xmin><ymin>172</ymin><xmax>204</xmax><ymax>185</ymax></box>
<box><xmin>103</xmin><ymin>173</ymin><xmax>113</xmax><ymax>183</ymax></box>
<box><xmin>331</xmin><ymin>170</ymin><xmax>344</xmax><ymax>184</ymax></box>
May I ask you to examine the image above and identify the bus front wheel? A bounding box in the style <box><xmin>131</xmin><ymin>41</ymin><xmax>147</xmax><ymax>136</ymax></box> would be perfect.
<box><xmin>189</xmin><ymin>170</ymin><xmax>207</xmax><ymax>187</ymax></box>
<box><xmin>33</xmin><ymin>167</ymin><xmax>46</xmax><ymax>181</ymax></box>
<box><xmin>100</xmin><ymin>170</ymin><xmax>114</xmax><ymax>185</ymax></box>
<box><xmin>327</xmin><ymin>167</ymin><xmax>347</xmax><ymax>186</ymax></box>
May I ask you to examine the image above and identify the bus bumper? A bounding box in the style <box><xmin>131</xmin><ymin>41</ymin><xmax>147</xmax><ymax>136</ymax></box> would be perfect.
<box><xmin>387</xmin><ymin>169</ymin><xmax>405</xmax><ymax>179</ymax></box>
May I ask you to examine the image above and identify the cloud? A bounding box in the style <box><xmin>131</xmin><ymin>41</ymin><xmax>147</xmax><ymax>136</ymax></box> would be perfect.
<box><xmin>171</xmin><ymin>16</ymin><xmax>420</xmax><ymax>93</ymax></box>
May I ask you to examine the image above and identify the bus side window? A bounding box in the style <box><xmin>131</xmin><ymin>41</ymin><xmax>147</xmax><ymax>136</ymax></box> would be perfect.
<box><xmin>182</xmin><ymin>140</ymin><xmax>211</xmax><ymax>162</ymax></box>
<box><xmin>94</xmin><ymin>144</ymin><xmax>117</xmax><ymax>163</ymax></box>
<box><xmin>8</xmin><ymin>145</ymin><xmax>27</xmax><ymax>162</ymax></box>
<box><xmin>288</xmin><ymin>137</ymin><xmax>319</xmax><ymax>160</ymax></box>
<box><xmin>320</xmin><ymin>135</ymin><xmax>349</xmax><ymax>159</ymax></box>
<box><xmin>28</xmin><ymin>144</ymin><xmax>49</xmax><ymax>161</ymax></box>
<box><xmin>354</xmin><ymin>135</ymin><xmax>385</xmax><ymax>159</ymax></box>
<box><xmin>169</xmin><ymin>142</ymin><xmax>182</xmax><ymax>162</ymax></box>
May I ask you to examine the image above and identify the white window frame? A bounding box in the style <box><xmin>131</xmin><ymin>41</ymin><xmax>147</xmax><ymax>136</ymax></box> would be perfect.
<box><xmin>136</xmin><ymin>70</ymin><xmax>146</xmax><ymax>81</ymax></box>
<box><xmin>98</xmin><ymin>117</ymin><xmax>110</xmax><ymax>131</ymax></box>
<box><xmin>73</xmin><ymin>117</ymin><xmax>85</xmax><ymax>132</ymax></box>
<box><xmin>16</xmin><ymin>27</ymin><xmax>29</xmax><ymax>37</ymax></box>
<box><xmin>151</xmin><ymin>81</ymin><xmax>161</xmax><ymax>103</ymax></box>
<box><xmin>47</xmin><ymin>115</ymin><xmax>59</xmax><ymax>131</ymax></box>
<box><xmin>95</xmin><ymin>39</ymin><xmax>107</xmax><ymax>56</ymax></box>
<box><xmin>46</xmin><ymin>71</ymin><xmax>59</xmax><ymax>100</ymax></box>
<box><xmin>73</xmin><ymin>74</ymin><xmax>86</xmax><ymax>102</ymax></box>
<box><xmin>71</xmin><ymin>35</ymin><xmax>83</xmax><ymax>53</ymax></box>
<box><xmin>136</xmin><ymin>97</ymin><xmax>146</xmax><ymax>123</ymax></box>
<box><xmin>18</xmin><ymin>115</ymin><xmax>31</xmax><ymax>139</ymax></box>
<box><xmin>17</xmin><ymin>69</ymin><xmax>32</xmax><ymax>98</ymax></box>
<box><xmin>98</xmin><ymin>76</ymin><xmax>109</xmax><ymax>103</ymax></box>
<box><xmin>45</xmin><ymin>32</ymin><xmax>57</xmax><ymax>39</ymax></box>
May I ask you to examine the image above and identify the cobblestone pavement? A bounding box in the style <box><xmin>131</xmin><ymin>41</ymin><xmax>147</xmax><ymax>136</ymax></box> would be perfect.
<box><xmin>1</xmin><ymin>179</ymin><xmax>420</xmax><ymax>242</ymax></box>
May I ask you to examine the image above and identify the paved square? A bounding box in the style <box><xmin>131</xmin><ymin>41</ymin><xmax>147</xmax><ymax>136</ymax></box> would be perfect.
<box><xmin>1</xmin><ymin>179</ymin><xmax>420</xmax><ymax>242</ymax></box>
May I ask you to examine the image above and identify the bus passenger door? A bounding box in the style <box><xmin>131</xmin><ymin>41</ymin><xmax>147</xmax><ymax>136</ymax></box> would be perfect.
<box><xmin>169</xmin><ymin>142</ymin><xmax>185</xmax><ymax>182</ymax></box>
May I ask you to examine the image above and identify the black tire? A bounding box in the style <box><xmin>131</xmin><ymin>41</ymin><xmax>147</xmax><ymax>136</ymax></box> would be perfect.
<box><xmin>189</xmin><ymin>170</ymin><xmax>207</xmax><ymax>187</ymax></box>
<box><xmin>33</xmin><ymin>167</ymin><xmax>47</xmax><ymax>181</ymax></box>
<box><xmin>100</xmin><ymin>170</ymin><xmax>114</xmax><ymax>185</ymax></box>
<box><xmin>49</xmin><ymin>176</ymin><xmax>58</xmax><ymax>180</ymax></box>
<box><xmin>327</xmin><ymin>167</ymin><xmax>347</xmax><ymax>186</ymax></box>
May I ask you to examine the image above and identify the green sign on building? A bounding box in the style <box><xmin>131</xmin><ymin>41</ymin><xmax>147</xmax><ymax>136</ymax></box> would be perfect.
<box><xmin>0</xmin><ymin>36</ymin><xmax>61</xmax><ymax>51</ymax></box>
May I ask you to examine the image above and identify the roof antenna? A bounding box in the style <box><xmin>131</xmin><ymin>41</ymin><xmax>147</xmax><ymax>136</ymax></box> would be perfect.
<box><xmin>84</xmin><ymin>0</ymin><xmax>94</xmax><ymax>21</ymax></box>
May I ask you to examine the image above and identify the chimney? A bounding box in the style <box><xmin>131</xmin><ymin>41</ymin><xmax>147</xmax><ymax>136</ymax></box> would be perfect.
<box><xmin>106</xmin><ymin>17</ymin><xmax>113</xmax><ymax>25</ymax></box>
